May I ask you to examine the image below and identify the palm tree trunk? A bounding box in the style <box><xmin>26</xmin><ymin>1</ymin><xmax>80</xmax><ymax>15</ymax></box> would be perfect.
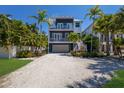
<box><xmin>39</xmin><ymin>23</ymin><xmax>42</xmax><ymax>33</ymax></box>
<box><xmin>91</xmin><ymin>33</ymin><xmax>93</xmax><ymax>52</ymax></box>
<box><xmin>41</xmin><ymin>25</ymin><xmax>42</xmax><ymax>32</ymax></box>
<box><xmin>7</xmin><ymin>46</ymin><xmax>11</xmax><ymax>59</ymax></box>
<box><xmin>106</xmin><ymin>33</ymin><xmax>110</xmax><ymax>56</ymax></box>
<box><xmin>111</xmin><ymin>33</ymin><xmax>116</xmax><ymax>55</ymax></box>
<box><xmin>91</xmin><ymin>21</ymin><xmax>95</xmax><ymax>52</ymax></box>
<box><xmin>39</xmin><ymin>24</ymin><xmax>40</xmax><ymax>33</ymax></box>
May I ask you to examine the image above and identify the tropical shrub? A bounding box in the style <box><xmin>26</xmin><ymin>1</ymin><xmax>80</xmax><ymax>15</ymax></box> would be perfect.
<box><xmin>81</xmin><ymin>52</ymin><xmax>97</xmax><ymax>57</ymax></box>
<box><xmin>0</xmin><ymin>10</ymin><xmax>49</xmax><ymax>58</ymax></box>
<box><xmin>113</xmin><ymin>37</ymin><xmax>124</xmax><ymax>46</ymax></box>
<box><xmin>83</xmin><ymin>52</ymin><xmax>105</xmax><ymax>57</ymax></box>
<box><xmin>71</xmin><ymin>51</ymin><xmax>83</xmax><ymax>57</ymax></box>
<box><xmin>71</xmin><ymin>51</ymin><xmax>105</xmax><ymax>57</ymax></box>
<box><xmin>33</xmin><ymin>52</ymin><xmax>42</xmax><ymax>57</ymax></box>
<box><xmin>82</xmin><ymin>34</ymin><xmax>99</xmax><ymax>52</ymax></box>
<box><xmin>16</xmin><ymin>51</ymin><xmax>33</xmax><ymax>58</ymax></box>
<box><xmin>16</xmin><ymin>50</ymin><xmax>47</xmax><ymax>58</ymax></box>
<box><xmin>67</xmin><ymin>32</ymin><xmax>80</xmax><ymax>43</ymax></box>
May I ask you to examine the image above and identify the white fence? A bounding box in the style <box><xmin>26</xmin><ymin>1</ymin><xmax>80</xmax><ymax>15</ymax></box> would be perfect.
<box><xmin>0</xmin><ymin>46</ymin><xmax>46</xmax><ymax>58</ymax></box>
<box><xmin>0</xmin><ymin>46</ymin><xmax>16</xmax><ymax>58</ymax></box>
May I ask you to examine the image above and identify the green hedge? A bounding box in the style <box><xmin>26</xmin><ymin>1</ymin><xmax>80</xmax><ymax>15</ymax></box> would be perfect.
<box><xmin>16</xmin><ymin>50</ymin><xmax>47</xmax><ymax>58</ymax></box>
<box><xmin>71</xmin><ymin>51</ymin><xmax>105</xmax><ymax>57</ymax></box>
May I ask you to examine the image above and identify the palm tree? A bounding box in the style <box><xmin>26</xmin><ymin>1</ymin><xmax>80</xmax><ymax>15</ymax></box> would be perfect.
<box><xmin>11</xmin><ymin>19</ymin><xmax>25</xmax><ymax>47</ymax></box>
<box><xmin>109</xmin><ymin>6</ymin><xmax>124</xmax><ymax>55</ymax></box>
<box><xmin>115</xmin><ymin>6</ymin><xmax>124</xmax><ymax>34</ymax></box>
<box><xmin>34</xmin><ymin>33</ymin><xmax>48</xmax><ymax>53</ymax></box>
<box><xmin>82</xmin><ymin>34</ymin><xmax>99</xmax><ymax>52</ymax></box>
<box><xmin>0</xmin><ymin>14</ymin><xmax>13</xmax><ymax>59</ymax></box>
<box><xmin>113</xmin><ymin>37</ymin><xmax>123</xmax><ymax>57</ymax></box>
<box><xmin>99</xmin><ymin>6</ymin><xmax>124</xmax><ymax>55</ymax></box>
<box><xmin>85</xmin><ymin>5</ymin><xmax>103</xmax><ymax>52</ymax></box>
<box><xmin>13</xmin><ymin>20</ymin><xmax>32</xmax><ymax>51</ymax></box>
<box><xmin>30</xmin><ymin>10</ymin><xmax>51</xmax><ymax>33</ymax></box>
<box><xmin>67</xmin><ymin>32</ymin><xmax>79</xmax><ymax>43</ymax></box>
<box><xmin>67</xmin><ymin>32</ymin><xmax>80</xmax><ymax>51</ymax></box>
<box><xmin>94</xmin><ymin>14</ymin><xmax>114</xmax><ymax>56</ymax></box>
<box><xmin>26</xmin><ymin>23</ymin><xmax>38</xmax><ymax>34</ymax></box>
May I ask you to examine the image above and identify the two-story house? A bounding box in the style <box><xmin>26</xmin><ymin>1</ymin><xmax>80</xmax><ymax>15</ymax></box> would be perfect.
<box><xmin>83</xmin><ymin>23</ymin><xmax>124</xmax><ymax>54</ymax></box>
<box><xmin>48</xmin><ymin>16</ymin><xmax>82</xmax><ymax>53</ymax></box>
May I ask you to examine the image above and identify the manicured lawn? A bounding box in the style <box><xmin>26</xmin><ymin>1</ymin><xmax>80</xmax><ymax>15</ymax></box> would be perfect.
<box><xmin>0</xmin><ymin>58</ymin><xmax>31</xmax><ymax>77</ymax></box>
<box><xmin>103</xmin><ymin>70</ymin><xmax>124</xmax><ymax>88</ymax></box>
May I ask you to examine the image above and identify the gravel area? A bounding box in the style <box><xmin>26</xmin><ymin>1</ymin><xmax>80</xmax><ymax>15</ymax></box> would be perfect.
<box><xmin>0</xmin><ymin>54</ymin><xmax>124</xmax><ymax>88</ymax></box>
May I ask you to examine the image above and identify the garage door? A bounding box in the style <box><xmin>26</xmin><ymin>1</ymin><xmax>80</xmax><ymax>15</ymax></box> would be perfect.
<box><xmin>52</xmin><ymin>45</ymin><xmax>69</xmax><ymax>53</ymax></box>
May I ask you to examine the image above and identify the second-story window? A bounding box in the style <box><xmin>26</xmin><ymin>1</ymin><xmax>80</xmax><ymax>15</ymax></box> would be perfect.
<box><xmin>61</xmin><ymin>24</ymin><xmax>63</xmax><ymax>29</ymax></box>
<box><xmin>63</xmin><ymin>23</ymin><xmax>66</xmax><ymax>29</ymax></box>
<box><xmin>75</xmin><ymin>22</ymin><xmax>80</xmax><ymax>28</ymax></box>
<box><xmin>67</xmin><ymin>24</ymin><xmax>69</xmax><ymax>29</ymax></box>
<box><xmin>58</xmin><ymin>24</ymin><xmax>61</xmax><ymax>29</ymax></box>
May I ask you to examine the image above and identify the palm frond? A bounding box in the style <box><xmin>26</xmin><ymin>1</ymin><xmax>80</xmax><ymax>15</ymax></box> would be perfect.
<box><xmin>29</xmin><ymin>16</ymin><xmax>38</xmax><ymax>19</ymax></box>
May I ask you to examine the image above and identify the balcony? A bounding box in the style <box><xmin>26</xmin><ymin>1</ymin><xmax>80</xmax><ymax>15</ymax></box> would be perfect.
<box><xmin>50</xmin><ymin>38</ymin><xmax>68</xmax><ymax>41</ymax></box>
<box><xmin>49</xmin><ymin>24</ymin><xmax>74</xmax><ymax>31</ymax></box>
<box><xmin>49</xmin><ymin>28</ymin><xmax>74</xmax><ymax>32</ymax></box>
<box><xmin>49</xmin><ymin>38</ymin><xmax>73</xmax><ymax>43</ymax></box>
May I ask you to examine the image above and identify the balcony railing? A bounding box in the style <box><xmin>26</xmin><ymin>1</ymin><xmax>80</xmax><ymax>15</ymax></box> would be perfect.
<box><xmin>49</xmin><ymin>27</ymin><xmax>73</xmax><ymax>30</ymax></box>
<box><xmin>49</xmin><ymin>38</ymin><xmax>68</xmax><ymax>41</ymax></box>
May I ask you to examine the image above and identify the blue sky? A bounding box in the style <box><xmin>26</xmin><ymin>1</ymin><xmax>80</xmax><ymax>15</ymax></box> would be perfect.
<box><xmin>0</xmin><ymin>5</ymin><xmax>122</xmax><ymax>33</ymax></box>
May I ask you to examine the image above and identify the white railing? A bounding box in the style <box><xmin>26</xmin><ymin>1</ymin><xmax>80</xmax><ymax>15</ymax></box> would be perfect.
<box><xmin>49</xmin><ymin>28</ymin><xmax>74</xmax><ymax>30</ymax></box>
<box><xmin>49</xmin><ymin>26</ymin><xmax>73</xmax><ymax>30</ymax></box>
<box><xmin>50</xmin><ymin>38</ymin><xmax>68</xmax><ymax>41</ymax></box>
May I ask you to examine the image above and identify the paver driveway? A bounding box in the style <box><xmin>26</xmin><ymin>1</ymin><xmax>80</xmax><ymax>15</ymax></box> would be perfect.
<box><xmin>0</xmin><ymin>54</ymin><xmax>124</xmax><ymax>88</ymax></box>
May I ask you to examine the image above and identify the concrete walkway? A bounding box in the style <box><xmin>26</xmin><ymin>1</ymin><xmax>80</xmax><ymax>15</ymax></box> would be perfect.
<box><xmin>0</xmin><ymin>54</ymin><xmax>124</xmax><ymax>88</ymax></box>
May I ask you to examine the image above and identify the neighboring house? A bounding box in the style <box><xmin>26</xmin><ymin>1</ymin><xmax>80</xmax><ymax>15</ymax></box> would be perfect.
<box><xmin>48</xmin><ymin>16</ymin><xmax>82</xmax><ymax>53</ymax></box>
<box><xmin>83</xmin><ymin>23</ymin><xmax>124</xmax><ymax>54</ymax></box>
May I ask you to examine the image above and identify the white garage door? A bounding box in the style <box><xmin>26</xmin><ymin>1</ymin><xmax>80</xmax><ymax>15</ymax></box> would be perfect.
<box><xmin>52</xmin><ymin>45</ymin><xmax>69</xmax><ymax>53</ymax></box>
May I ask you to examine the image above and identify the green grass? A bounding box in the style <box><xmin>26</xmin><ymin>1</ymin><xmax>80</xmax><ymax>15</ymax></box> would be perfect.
<box><xmin>0</xmin><ymin>58</ymin><xmax>31</xmax><ymax>77</ymax></box>
<box><xmin>103</xmin><ymin>70</ymin><xmax>124</xmax><ymax>88</ymax></box>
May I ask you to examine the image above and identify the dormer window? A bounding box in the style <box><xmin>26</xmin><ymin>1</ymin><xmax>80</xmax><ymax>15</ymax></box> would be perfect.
<box><xmin>75</xmin><ymin>22</ymin><xmax>80</xmax><ymax>27</ymax></box>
